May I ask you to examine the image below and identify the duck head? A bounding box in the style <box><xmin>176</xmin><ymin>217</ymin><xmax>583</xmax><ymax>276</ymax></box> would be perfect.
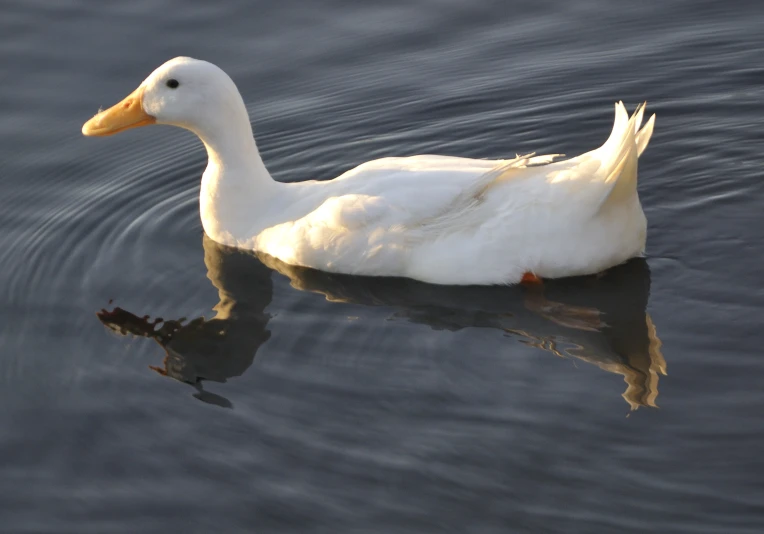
<box><xmin>81</xmin><ymin>56</ymin><xmax>246</xmax><ymax>138</ymax></box>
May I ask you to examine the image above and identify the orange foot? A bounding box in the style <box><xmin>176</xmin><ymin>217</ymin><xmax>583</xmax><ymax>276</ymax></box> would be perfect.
<box><xmin>521</xmin><ymin>272</ymin><xmax>543</xmax><ymax>285</ymax></box>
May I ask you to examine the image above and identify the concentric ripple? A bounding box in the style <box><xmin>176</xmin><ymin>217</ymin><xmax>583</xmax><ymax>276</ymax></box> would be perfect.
<box><xmin>1</xmin><ymin>0</ymin><xmax>764</xmax><ymax>532</ymax></box>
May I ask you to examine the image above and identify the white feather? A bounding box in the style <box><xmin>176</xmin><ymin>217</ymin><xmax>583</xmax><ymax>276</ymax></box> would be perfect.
<box><xmin>83</xmin><ymin>57</ymin><xmax>656</xmax><ymax>285</ymax></box>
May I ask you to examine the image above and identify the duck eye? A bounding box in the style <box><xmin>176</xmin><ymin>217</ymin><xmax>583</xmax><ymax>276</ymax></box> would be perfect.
<box><xmin>166</xmin><ymin>79</ymin><xmax>179</xmax><ymax>89</ymax></box>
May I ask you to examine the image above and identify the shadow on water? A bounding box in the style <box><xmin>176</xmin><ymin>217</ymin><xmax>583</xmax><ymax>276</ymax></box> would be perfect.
<box><xmin>98</xmin><ymin>235</ymin><xmax>666</xmax><ymax>410</ymax></box>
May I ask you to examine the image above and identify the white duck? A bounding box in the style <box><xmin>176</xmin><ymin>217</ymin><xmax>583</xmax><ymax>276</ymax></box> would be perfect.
<box><xmin>82</xmin><ymin>57</ymin><xmax>655</xmax><ymax>285</ymax></box>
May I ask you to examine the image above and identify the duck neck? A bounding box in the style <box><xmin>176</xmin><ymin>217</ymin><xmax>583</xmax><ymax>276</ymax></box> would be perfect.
<box><xmin>192</xmin><ymin>101</ymin><xmax>281</xmax><ymax>245</ymax></box>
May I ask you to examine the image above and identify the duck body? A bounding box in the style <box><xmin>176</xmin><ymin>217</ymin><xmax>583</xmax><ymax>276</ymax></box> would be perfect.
<box><xmin>83</xmin><ymin>57</ymin><xmax>655</xmax><ymax>285</ymax></box>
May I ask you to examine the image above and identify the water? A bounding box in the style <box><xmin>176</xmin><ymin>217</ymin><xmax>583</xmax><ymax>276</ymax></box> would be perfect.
<box><xmin>1</xmin><ymin>0</ymin><xmax>763</xmax><ymax>532</ymax></box>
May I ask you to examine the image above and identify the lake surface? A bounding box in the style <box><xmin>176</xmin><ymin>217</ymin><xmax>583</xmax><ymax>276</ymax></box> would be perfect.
<box><xmin>1</xmin><ymin>0</ymin><xmax>763</xmax><ymax>532</ymax></box>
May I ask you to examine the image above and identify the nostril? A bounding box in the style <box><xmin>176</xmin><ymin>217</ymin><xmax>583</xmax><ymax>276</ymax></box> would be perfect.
<box><xmin>123</xmin><ymin>101</ymin><xmax>131</xmax><ymax>109</ymax></box>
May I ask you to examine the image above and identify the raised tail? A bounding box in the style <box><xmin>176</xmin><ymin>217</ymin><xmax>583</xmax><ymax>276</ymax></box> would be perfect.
<box><xmin>596</xmin><ymin>102</ymin><xmax>656</xmax><ymax>212</ymax></box>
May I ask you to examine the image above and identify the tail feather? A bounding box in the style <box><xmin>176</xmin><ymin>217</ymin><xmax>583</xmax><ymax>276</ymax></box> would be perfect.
<box><xmin>601</xmin><ymin>102</ymin><xmax>625</xmax><ymax>156</ymax></box>
<box><xmin>631</xmin><ymin>101</ymin><xmax>646</xmax><ymax>133</ymax></box>
<box><xmin>636</xmin><ymin>113</ymin><xmax>656</xmax><ymax>156</ymax></box>
<box><xmin>596</xmin><ymin>101</ymin><xmax>655</xmax><ymax>212</ymax></box>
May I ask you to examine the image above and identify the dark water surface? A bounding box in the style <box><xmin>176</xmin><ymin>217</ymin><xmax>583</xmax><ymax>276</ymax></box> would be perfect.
<box><xmin>2</xmin><ymin>1</ymin><xmax>764</xmax><ymax>532</ymax></box>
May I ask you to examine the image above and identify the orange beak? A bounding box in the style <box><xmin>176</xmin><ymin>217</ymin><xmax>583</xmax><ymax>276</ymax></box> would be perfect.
<box><xmin>82</xmin><ymin>86</ymin><xmax>156</xmax><ymax>136</ymax></box>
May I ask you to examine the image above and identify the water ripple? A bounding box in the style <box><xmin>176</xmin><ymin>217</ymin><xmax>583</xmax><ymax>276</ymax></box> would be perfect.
<box><xmin>2</xmin><ymin>0</ymin><xmax>764</xmax><ymax>531</ymax></box>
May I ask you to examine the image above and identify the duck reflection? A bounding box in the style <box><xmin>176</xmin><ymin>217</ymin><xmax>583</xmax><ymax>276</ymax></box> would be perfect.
<box><xmin>98</xmin><ymin>235</ymin><xmax>665</xmax><ymax>409</ymax></box>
